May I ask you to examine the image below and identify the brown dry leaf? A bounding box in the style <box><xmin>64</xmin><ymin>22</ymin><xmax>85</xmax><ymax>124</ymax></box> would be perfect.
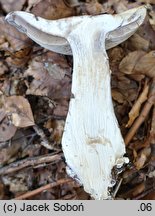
<box><xmin>126</xmin><ymin>33</ymin><xmax>149</xmax><ymax>51</ymax></box>
<box><xmin>0</xmin><ymin>17</ymin><xmax>32</xmax><ymax>52</ymax></box>
<box><xmin>113</xmin><ymin>1</ymin><xmax>128</xmax><ymax>13</ymax></box>
<box><xmin>0</xmin><ymin>130</ymin><xmax>27</xmax><ymax>166</ymax></box>
<box><xmin>115</xmin><ymin>75</ymin><xmax>138</xmax><ymax>103</ymax></box>
<box><xmin>138</xmin><ymin>16</ymin><xmax>155</xmax><ymax>50</ymax></box>
<box><xmin>112</xmin><ymin>89</ymin><xmax>125</xmax><ymax>104</ymax></box>
<box><xmin>126</xmin><ymin>83</ymin><xmax>149</xmax><ymax>128</ymax></box>
<box><xmin>0</xmin><ymin>78</ymin><xmax>22</xmax><ymax>96</ymax></box>
<box><xmin>0</xmin><ymin>181</ymin><xmax>5</xmax><ymax>199</ymax></box>
<box><xmin>26</xmin><ymin>0</ymin><xmax>42</xmax><ymax>11</ymax></box>
<box><xmin>0</xmin><ymin>17</ymin><xmax>32</xmax><ymax>67</ymax></box>
<box><xmin>108</xmin><ymin>47</ymin><xmax>125</xmax><ymax>73</ymax></box>
<box><xmin>0</xmin><ymin>0</ymin><xmax>26</xmax><ymax>13</ymax></box>
<box><xmin>45</xmin><ymin>119</ymin><xmax>65</xmax><ymax>144</ymax></box>
<box><xmin>134</xmin><ymin>51</ymin><xmax>155</xmax><ymax>77</ymax></box>
<box><xmin>0</xmin><ymin>109</ymin><xmax>6</xmax><ymax>122</ymax></box>
<box><xmin>134</xmin><ymin>147</ymin><xmax>151</xmax><ymax>170</ymax></box>
<box><xmin>119</xmin><ymin>50</ymin><xmax>146</xmax><ymax>74</ymax></box>
<box><xmin>142</xmin><ymin>191</ymin><xmax>155</xmax><ymax>200</ymax></box>
<box><xmin>2</xmin><ymin>169</ymin><xmax>33</xmax><ymax>193</ymax></box>
<box><xmin>4</xmin><ymin>96</ymin><xmax>35</xmax><ymax>128</ymax></box>
<box><xmin>64</xmin><ymin>0</ymin><xmax>80</xmax><ymax>7</ymax></box>
<box><xmin>0</xmin><ymin>112</ymin><xmax>17</xmax><ymax>142</ymax></box>
<box><xmin>126</xmin><ymin>74</ymin><xmax>145</xmax><ymax>82</ymax></box>
<box><xmin>84</xmin><ymin>1</ymin><xmax>106</xmax><ymax>15</ymax></box>
<box><xmin>31</xmin><ymin>0</ymin><xmax>75</xmax><ymax>20</ymax></box>
<box><xmin>132</xmin><ymin>182</ymin><xmax>145</xmax><ymax>197</ymax></box>
<box><xmin>148</xmin><ymin>7</ymin><xmax>155</xmax><ymax>29</ymax></box>
<box><xmin>6</xmin><ymin>48</ymin><xmax>32</xmax><ymax>67</ymax></box>
<box><xmin>53</xmin><ymin>99</ymin><xmax>69</xmax><ymax>117</ymax></box>
<box><xmin>24</xmin><ymin>53</ymin><xmax>71</xmax><ymax>100</ymax></box>
<box><xmin>0</xmin><ymin>62</ymin><xmax>8</xmax><ymax>76</ymax></box>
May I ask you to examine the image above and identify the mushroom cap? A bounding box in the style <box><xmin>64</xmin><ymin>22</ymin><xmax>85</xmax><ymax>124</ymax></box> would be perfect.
<box><xmin>5</xmin><ymin>6</ymin><xmax>146</xmax><ymax>55</ymax></box>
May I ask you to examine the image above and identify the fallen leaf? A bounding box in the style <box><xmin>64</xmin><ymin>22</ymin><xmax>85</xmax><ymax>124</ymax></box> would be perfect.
<box><xmin>0</xmin><ymin>181</ymin><xmax>5</xmax><ymax>199</ymax></box>
<box><xmin>108</xmin><ymin>47</ymin><xmax>124</xmax><ymax>63</ymax></box>
<box><xmin>0</xmin><ymin>115</ymin><xmax>17</xmax><ymax>142</ymax></box>
<box><xmin>26</xmin><ymin>0</ymin><xmax>42</xmax><ymax>11</ymax></box>
<box><xmin>4</xmin><ymin>96</ymin><xmax>35</xmax><ymax>128</ymax></box>
<box><xmin>132</xmin><ymin>182</ymin><xmax>145</xmax><ymax>197</ymax></box>
<box><xmin>31</xmin><ymin>0</ymin><xmax>75</xmax><ymax>20</ymax></box>
<box><xmin>134</xmin><ymin>147</ymin><xmax>151</xmax><ymax>170</ymax></box>
<box><xmin>138</xmin><ymin>15</ymin><xmax>155</xmax><ymax>50</ymax></box>
<box><xmin>24</xmin><ymin>53</ymin><xmax>71</xmax><ymax>100</ymax></box>
<box><xmin>112</xmin><ymin>89</ymin><xmax>125</xmax><ymax>104</ymax></box>
<box><xmin>134</xmin><ymin>51</ymin><xmax>155</xmax><ymax>77</ymax></box>
<box><xmin>0</xmin><ymin>17</ymin><xmax>32</xmax><ymax>67</ymax></box>
<box><xmin>0</xmin><ymin>0</ymin><xmax>26</xmax><ymax>13</ymax></box>
<box><xmin>0</xmin><ymin>130</ymin><xmax>27</xmax><ymax>165</ymax></box>
<box><xmin>53</xmin><ymin>99</ymin><xmax>69</xmax><ymax>117</ymax></box>
<box><xmin>84</xmin><ymin>1</ymin><xmax>106</xmax><ymax>15</ymax></box>
<box><xmin>45</xmin><ymin>119</ymin><xmax>65</xmax><ymax>144</ymax></box>
<box><xmin>0</xmin><ymin>17</ymin><xmax>32</xmax><ymax>52</ymax></box>
<box><xmin>126</xmin><ymin>33</ymin><xmax>149</xmax><ymax>51</ymax></box>
<box><xmin>64</xmin><ymin>0</ymin><xmax>80</xmax><ymax>7</ymax></box>
<box><xmin>116</xmin><ymin>2</ymin><xmax>128</xmax><ymax>13</ymax></box>
<box><xmin>0</xmin><ymin>61</ymin><xmax>8</xmax><ymax>76</ymax></box>
<box><xmin>119</xmin><ymin>50</ymin><xmax>146</xmax><ymax>74</ymax></box>
<box><xmin>148</xmin><ymin>7</ymin><xmax>155</xmax><ymax>29</ymax></box>
<box><xmin>142</xmin><ymin>191</ymin><xmax>155</xmax><ymax>200</ymax></box>
<box><xmin>0</xmin><ymin>109</ymin><xmax>6</xmax><ymax>122</ymax></box>
<box><xmin>2</xmin><ymin>169</ymin><xmax>33</xmax><ymax>193</ymax></box>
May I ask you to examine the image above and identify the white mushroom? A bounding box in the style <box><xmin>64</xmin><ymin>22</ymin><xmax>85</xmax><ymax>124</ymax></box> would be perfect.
<box><xmin>5</xmin><ymin>6</ymin><xmax>146</xmax><ymax>199</ymax></box>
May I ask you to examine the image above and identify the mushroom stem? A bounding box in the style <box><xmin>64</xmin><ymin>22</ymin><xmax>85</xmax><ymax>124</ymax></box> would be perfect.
<box><xmin>62</xmin><ymin>20</ymin><xmax>126</xmax><ymax>200</ymax></box>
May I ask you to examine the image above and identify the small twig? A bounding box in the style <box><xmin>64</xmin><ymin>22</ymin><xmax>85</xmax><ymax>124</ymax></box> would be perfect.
<box><xmin>33</xmin><ymin>125</ymin><xmax>53</xmax><ymax>150</ymax></box>
<box><xmin>125</xmin><ymin>79</ymin><xmax>155</xmax><ymax>146</ymax></box>
<box><xmin>14</xmin><ymin>178</ymin><xmax>73</xmax><ymax>200</ymax></box>
<box><xmin>126</xmin><ymin>81</ymin><xmax>149</xmax><ymax>128</ymax></box>
<box><xmin>112</xmin><ymin>178</ymin><xmax>123</xmax><ymax>198</ymax></box>
<box><xmin>0</xmin><ymin>153</ymin><xmax>62</xmax><ymax>175</ymax></box>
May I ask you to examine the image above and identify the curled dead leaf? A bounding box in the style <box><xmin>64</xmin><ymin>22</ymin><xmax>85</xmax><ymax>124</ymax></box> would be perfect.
<box><xmin>132</xmin><ymin>182</ymin><xmax>145</xmax><ymax>197</ymax></box>
<box><xmin>112</xmin><ymin>89</ymin><xmax>125</xmax><ymax>104</ymax></box>
<box><xmin>0</xmin><ymin>17</ymin><xmax>32</xmax><ymax>52</ymax></box>
<box><xmin>0</xmin><ymin>115</ymin><xmax>17</xmax><ymax>142</ymax></box>
<box><xmin>26</xmin><ymin>0</ymin><xmax>42</xmax><ymax>11</ymax></box>
<box><xmin>0</xmin><ymin>0</ymin><xmax>26</xmax><ymax>13</ymax></box>
<box><xmin>0</xmin><ymin>62</ymin><xmax>8</xmax><ymax>76</ymax></box>
<box><xmin>134</xmin><ymin>147</ymin><xmax>151</xmax><ymax>170</ymax></box>
<box><xmin>45</xmin><ymin>119</ymin><xmax>65</xmax><ymax>144</ymax></box>
<box><xmin>0</xmin><ymin>130</ymin><xmax>27</xmax><ymax>165</ymax></box>
<box><xmin>0</xmin><ymin>16</ymin><xmax>32</xmax><ymax>67</ymax></box>
<box><xmin>4</xmin><ymin>96</ymin><xmax>35</xmax><ymax>128</ymax></box>
<box><xmin>134</xmin><ymin>51</ymin><xmax>155</xmax><ymax>77</ymax></box>
<box><xmin>119</xmin><ymin>50</ymin><xmax>146</xmax><ymax>74</ymax></box>
<box><xmin>127</xmin><ymin>33</ymin><xmax>149</xmax><ymax>51</ymax></box>
<box><xmin>31</xmin><ymin>0</ymin><xmax>75</xmax><ymax>20</ymax></box>
<box><xmin>24</xmin><ymin>53</ymin><xmax>71</xmax><ymax>100</ymax></box>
